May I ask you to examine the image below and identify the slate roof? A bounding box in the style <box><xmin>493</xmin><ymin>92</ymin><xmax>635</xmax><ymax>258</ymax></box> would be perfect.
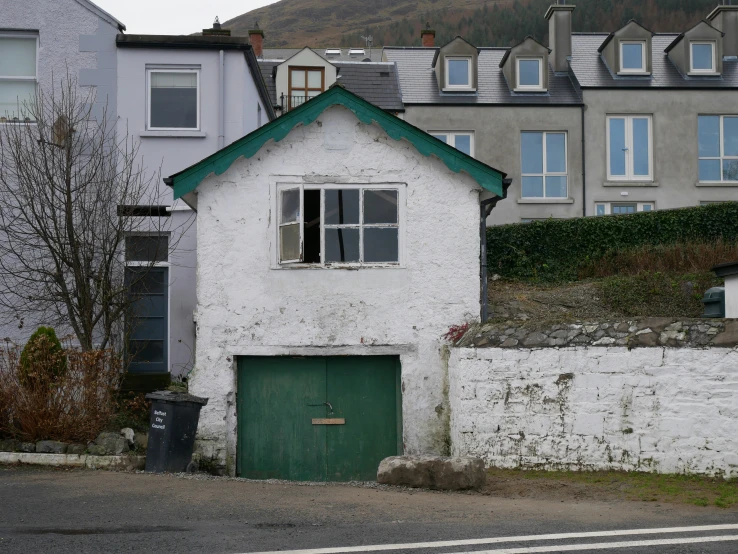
<box><xmin>262</xmin><ymin>48</ymin><xmax>384</xmax><ymax>62</ymax></box>
<box><xmin>571</xmin><ymin>33</ymin><xmax>738</xmax><ymax>89</ymax></box>
<box><xmin>383</xmin><ymin>47</ymin><xmax>582</xmax><ymax>105</ymax></box>
<box><xmin>258</xmin><ymin>60</ymin><xmax>404</xmax><ymax>112</ymax></box>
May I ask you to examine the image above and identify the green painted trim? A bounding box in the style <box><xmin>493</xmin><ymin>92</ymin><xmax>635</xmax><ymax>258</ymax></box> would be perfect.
<box><xmin>395</xmin><ymin>357</ymin><xmax>403</xmax><ymax>455</ymax></box>
<box><xmin>170</xmin><ymin>86</ymin><xmax>505</xmax><ymax>200</ymax></box>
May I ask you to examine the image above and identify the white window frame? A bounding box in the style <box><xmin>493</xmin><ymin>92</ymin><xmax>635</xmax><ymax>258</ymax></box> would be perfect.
<box><xmin>606</xmin><ymin>115</ymin><xmax>653</xmax><ymax>181</ymax></box>
<box><xmin>0</xmin><ymin>33</ymin><xmax>39</xmax><ymax>123</ymax></box>
<box><xmin>690</xmin><ymin>41</ymin><xmax>717</xmax><ymax>75</ymax></box>
<box><xmin>618</xmin><ymin>40</ymin><xmax>647</xmax><ymax>74</ymax></box>
<box><xmin>515</xmin><ymin>57</ymin><xmax>544</xmax><ymax>91</ymax></box>
<box><xmin>520</xmin><ymin>131</ymin><xmax>568</xmax><ymax>199</ymax></box>
<box><xmin>698</xmin><ymin>115</ymin><xmax>738</xmax><ymax>183</ymax></box>
<box><xmin>429</xmin><ymin>131</ymin><xmax>475</xmax><ymax>157</ymax></box>
<box><xmin>444</xmin><ymin>56</ymin><xmax>473</xmax><ymax>90</ymax></box>
<box><xmin>274</xmin><ymin>183</ymin><xmax>406</xmax><ymax>269</ymax></box>
<box><xmin>594</xmin><ymin>202</ymin><xmax>654</xmax><ymax>216</ymax></box>
<box><xmin>146</xmin><ymin>68</ymin><xmax>201</xmax><ymax>131</ymax></box>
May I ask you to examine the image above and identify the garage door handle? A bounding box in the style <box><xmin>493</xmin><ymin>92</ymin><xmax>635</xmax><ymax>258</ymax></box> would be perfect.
<box><xmin>308</xmin><ymin>401</ymin><xmax>333</xmax><ymax>413</ymax></box>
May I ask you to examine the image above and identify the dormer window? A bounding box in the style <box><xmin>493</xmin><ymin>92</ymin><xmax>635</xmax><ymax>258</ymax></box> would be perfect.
<box><xmin>516</xmin><ymin>57</ymin><xmax>543</xmax><ymax>90</ymax></box>
<box><xmin>445</xmin><ymin>57</ymin><xmax>472</xmax><ymax>89</ymax></box>
<box><xmin>619</xmin><ymin>41</ymin><xmax>647</xmax><ymax>73</ymax></box>
<box><xmin>690</xmin><ymin>41</ymin><xmax>716</xmax><ymax>74</ymax></box>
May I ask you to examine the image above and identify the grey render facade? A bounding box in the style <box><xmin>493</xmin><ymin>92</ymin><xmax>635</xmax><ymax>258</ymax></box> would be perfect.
<box><xmin>383</xmin><ymin>3</ymin><xmax>738</xmax><ymax>225</ymax></box>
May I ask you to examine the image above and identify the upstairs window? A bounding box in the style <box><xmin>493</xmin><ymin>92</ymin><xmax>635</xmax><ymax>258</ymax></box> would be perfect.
<box><xmin>521</xmin><ymin>131</ymin><xmax>568</xmax><ymax>198</ymax></box>
<box><xmin>430</xmin><ymin>131</ymin><xmax>474</xmax><ymax>157</ymax></box>
<box><xmin>619</xmin><ymin>41</ymin><xmax>647</xmax><ymax>74</ymax></box>
<box><xmin>690</xmin><ymin>41</ymin><xmax>716</xmax><ymax>74</ymax></box>
<box><xmin>278</xmin><ymin>185</ymin><xmax>402</xmax><ymax>267</ymax></box>
<box><xmin>698</xmin><ymin>115</ymin><xmax>738</xmax><ymax>182</ymax></box>
<box><xmin>289</xmin><ymin>67</ymin><xmax>324</xmax><ymax>110</ymax></box>
<box><xmin>516</xmin><ymin>57</ymin><xmax>543</xmax><ymax>91</ymax></box>
<box><xmin>148</xmin><ymin>69</ymin><xmax>199</xmax><ymax>130</ymax></box>
<box><xmin>0</xmin><ymin>35</ymin><xmax>37</xmax><ymax>121</ymax></box>
<box><xmin>445</xmin><ymin>57</ymin><xmax>472</xmax><ymax>89</ymax></box>
<box><xmin>607</xmin><ymin>115</ymin><xmax>652</xmax><ymax>181</ymax></box>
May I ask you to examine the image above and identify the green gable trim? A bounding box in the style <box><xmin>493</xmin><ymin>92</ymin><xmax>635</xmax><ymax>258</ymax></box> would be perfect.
<box><xmin>168</xmin><ymin>86</ymin><xmax>505</xmax><ymax>200</ymax></box>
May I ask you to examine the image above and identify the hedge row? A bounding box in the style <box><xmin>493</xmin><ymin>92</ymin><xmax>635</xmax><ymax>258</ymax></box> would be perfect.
<box><xmin>486</xmin><ymin>202</ymin><xmax>738</xmax><ymax>282</ymax></box>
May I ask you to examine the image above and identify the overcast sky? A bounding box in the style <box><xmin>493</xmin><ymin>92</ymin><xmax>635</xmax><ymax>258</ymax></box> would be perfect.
<box><xmin>94</xmin><ymin>0</ymin><xmax>280</xmax><ymax>35</ymax></box>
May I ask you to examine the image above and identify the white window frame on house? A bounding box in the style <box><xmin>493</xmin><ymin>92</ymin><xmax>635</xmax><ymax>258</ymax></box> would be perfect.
<box><xmin>690</xmin><ymin>41</ymin><xmax>717</xmax><ymax>74</ymax></box>
<box><xmin>146</xmin><ymin>68</ymin><xmax>201</xmax><ymax>131</ymax></box>
<box><xmin>444</xmin><ymin>56</ymin><xmax>473</xmax><ymax>90</ymax></box>
<box><xmin>274</xmin><ymin>183</ymin><xmax>406</xmax><ymax>268</ymax></box>
<box><xmin>0</xmin><ymin>33</ymin><xmax>39</xmax><ymax>123</ymax></box>
<box><xmin>515</xmin><ymin>57</ymin><xmax>544</xmax><ymax>91</ymax></box>
<box><xmin>429</xmin><ymin>131</ymin><xmax>475</xmax><ymax>157</ymax></box>
<box><xmin>618</xmin><ymin>40</ymin><xmax>647</xmax><ymax>74</ymax></box>
<box><xmin>520</xmin><ymin>131</ymin><xmax>568</xmax><ymax>199</ymax></box>
<box><xmin>606</xmin><ymin>115</ymin><xmax>653</xmax><ymax>181</ymax></box>
<box><xmin>698</xmin><ymin>115</ymin><xmax>738</xmax><ymax>183</ymax></box>
<box><xmin>594</xmin><ymin>202</ymin><xmax>654</xmax><ymax>216</ymax></box>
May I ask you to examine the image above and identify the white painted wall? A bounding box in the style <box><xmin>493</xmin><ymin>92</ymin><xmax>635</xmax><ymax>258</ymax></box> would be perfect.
<box><xmin>450</xmin><ymin>346</ymin><xmax>738</xmax><ymax>477</ymax></box>
<box><xmin>726</xmin><ymin>275</ymin><xmax>738</xmax><ymax>318</ymax></box>
<box><xmin>275</xmin><ymin>48</ymin><xmax>337</xmax><ymax>106</ymax></box>
<box><xmin>191</xmin><ymin>106</ymin><xmax>483</xmax><ymax>473</ymax></box>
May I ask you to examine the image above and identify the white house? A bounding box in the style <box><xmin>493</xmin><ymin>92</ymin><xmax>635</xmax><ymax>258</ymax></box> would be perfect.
<box><xmin>166</xmin><ymin>86</ymin><xmax>507</xmax><ymax>479</ymax></box>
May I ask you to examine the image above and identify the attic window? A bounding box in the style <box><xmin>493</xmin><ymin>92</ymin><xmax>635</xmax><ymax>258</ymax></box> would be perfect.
<box><xmin>690</xmin><ymin>41</ymin><xmax>716</xmax><ymax>74</ymax></box>
<box><xmin>619</xmin><ymin>41</ymin><xmax>647</xmax><ymax>74</ymax></box>
<box><xmin>349</xmin><ymin>48</ymin><xmax>365</xmax><ymax>56</ymax></box>
<box><xmin>325</xmin><ymin>48</ymin><xmax>341</xmax><ymax>56</ymax></box>
<box><xmin>445</xmin><ymin>57</ymin><xmax>472</xmax><ymax>89</ymax></box>
<box><xmin>516</xmin><ymin>57</ymin><xmax>544</xmax><ymax>91</ymax></box>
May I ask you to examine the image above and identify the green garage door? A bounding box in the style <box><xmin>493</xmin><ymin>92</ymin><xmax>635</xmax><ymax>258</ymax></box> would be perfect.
<box><xmin>237</xmin><ymin>356</ymin><xmax>401</xmax><ymax>481</ymax></box>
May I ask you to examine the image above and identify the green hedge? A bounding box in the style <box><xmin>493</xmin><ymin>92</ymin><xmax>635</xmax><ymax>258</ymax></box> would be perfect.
<box><xmin>486</xmin><ymin>202</ymin><xmax>738</xmax><ymax>282</ymax></box>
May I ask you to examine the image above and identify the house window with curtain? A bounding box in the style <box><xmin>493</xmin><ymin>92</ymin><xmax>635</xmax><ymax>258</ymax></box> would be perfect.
<box><xmin>698</xmin><ymin>115</ymin><xmax>738</xmax><ymax>182</ymax></box>
<box><xmin>520</xmin><ymin>131</ymin><xmax>568</xmax><ymax>198</ymax></box>
<box><xmin>0</xmin><ymin>35</ymin><xmax>37</xmax><ymax>122</ymax></box>
<box><xmin>148</xmin><ymin>69</ymin><xmax>199</xmax><ymax>130</ymax></box>
<box><xmin>288</xmin><ymin>67</ymin><xmax>324</xmax><ymax>110</ymax></box>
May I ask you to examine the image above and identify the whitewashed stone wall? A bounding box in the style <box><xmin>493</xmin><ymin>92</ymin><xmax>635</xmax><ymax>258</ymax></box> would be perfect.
<box><xmin>192</xmin><ymin>106</ymin><xmax>484</xmax><ymax>473</ymax></box>
<box><xmin>449</xmin><ymin>346</ymin><xmax>738</xmax><ymax>477</ymax></box>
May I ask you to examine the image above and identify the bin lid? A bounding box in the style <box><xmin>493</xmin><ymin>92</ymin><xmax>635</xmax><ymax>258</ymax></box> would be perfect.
<box><xmin>702</xmin><ymin>286</ymin><xmax>726</xmax><ymax>301</ymax></box>
<box><xmin>145</xmin><ymin>390</ymin><xmax>209</xmax><ymax>405</ymax></box>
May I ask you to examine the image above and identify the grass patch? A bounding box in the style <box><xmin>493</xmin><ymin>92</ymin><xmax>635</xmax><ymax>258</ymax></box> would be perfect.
<box><xmin>486</xmin><ymin>467</ymin><xmax>738</xmax><ymax>509</ymax></box>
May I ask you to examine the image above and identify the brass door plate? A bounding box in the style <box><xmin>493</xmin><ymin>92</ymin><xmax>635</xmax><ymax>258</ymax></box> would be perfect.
<box><xmin>312</xmin><ymin>418</ymin><xmax>346</xmax><ymax>425</ymax></box>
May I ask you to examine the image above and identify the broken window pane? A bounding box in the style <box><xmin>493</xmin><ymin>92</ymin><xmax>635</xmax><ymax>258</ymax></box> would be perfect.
<box><xmin>364</xmin><ymin>228</ymin><xmax>398</xmax><ymax>263</ymax></box>
<box><xmin>364</xmin><ymin>190</ymin><xmax>398</xmax><ymax>224</ymax></box>
<box><xmin>325</xmin><ymin>228</ymin><xmax>360</xmax><ymax>262</ymax></box>
<box><xmin>325</xmin><ymin>189</ymin><xmax>359</xmax><ymax>224</ymax></box>
<box><xmin>280</xmin><ymin>224</ymin><xmax>300</xmax><ymax>262</ymax></box>
<box><xmin>280</xmin><ymin>188</ymin><xmax>300</xmax><ymax>224</ymax></box>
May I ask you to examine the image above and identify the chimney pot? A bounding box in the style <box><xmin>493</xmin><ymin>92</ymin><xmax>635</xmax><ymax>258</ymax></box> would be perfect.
<box><xmin>203</xmin><ymin>16</ymin><xmax>231</xmax><ymax>37</ymax></box>
<box><xmin>421</xmin><ymin>23</ymin><xmax>436</xmax><ymax>47</ymax></box>
<box><xmin>249</xmin><ymin>22</ymin><xmax>265</xmax><ymax>57</ymax></box>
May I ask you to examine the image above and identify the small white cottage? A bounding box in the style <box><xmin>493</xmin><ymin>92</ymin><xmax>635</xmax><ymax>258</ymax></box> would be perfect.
<box><xmin>166</xmin><ymin>86</ymin><xmax>507</xmax><ymax>480</ymax></box>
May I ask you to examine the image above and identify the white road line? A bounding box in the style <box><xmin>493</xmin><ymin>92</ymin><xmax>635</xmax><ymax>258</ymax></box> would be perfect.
<box><xmin>245</xmin><ymin>523</ymin><xmax>738</xmax><ymax>554</ymax></box>
<box><xmin>443</xmin><ymin>534</ymin><xmax>738</xmax><ymax>554</ymax></box>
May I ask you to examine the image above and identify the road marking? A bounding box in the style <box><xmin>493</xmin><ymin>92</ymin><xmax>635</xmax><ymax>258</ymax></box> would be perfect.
<box><xmin>246</xmin><ymin>523</ymin><xmax>738</xmax><ymax>554</ymax></box>
<box><xmin>444</xmin><ymin>535</ymin><xmax>738</xmax><ymax>553</ymax></box>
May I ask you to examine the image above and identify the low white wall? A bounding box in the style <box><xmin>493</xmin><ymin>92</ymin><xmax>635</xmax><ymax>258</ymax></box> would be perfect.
<box><xmin>449</xmin><ymin>346</ymin><xmax>738</xmax><ymax>477</ymax></box>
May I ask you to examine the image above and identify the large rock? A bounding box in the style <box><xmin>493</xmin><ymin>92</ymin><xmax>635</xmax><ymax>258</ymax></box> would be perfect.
<box><xmin>66</xmin><ymin>444</ymin><xmax>86</xmax><ymax>455</ymax></box>
<box><xmin>20</xmin><ymin>442</ymin><xmax>36</xmax><ymax>453</ymax></box>
<box><xmin>36</xmin><ymin>440</ymin><xmax>68</xmax><ymax>454</ymax></box>
<box><xmin>377</xmin><ymin>455</ymin><xmax>486</xmax><ymax>490</ymax></box>
<box><xmin>120</xmin><ymin>428</ymin><xmax>135</xmax><ymax>448</ymax></box>
<box><xmin>94</xmin><ymin>432</ymin><xmax>129</xmax><ymax>455</ymax></box>
<box><xmin>0</xmin><ymin>439</ymin><xmax>21</xmax><ymax>452</ymax></box>
<box><xmin>134</xmin><ymin>433</ymin><xmax>148</xmax><ymax>451</ymax></box>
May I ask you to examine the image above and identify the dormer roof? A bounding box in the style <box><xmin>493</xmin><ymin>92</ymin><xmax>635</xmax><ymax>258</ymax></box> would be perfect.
<box><xmin>597</xmin><ymin>20</ymin><xmax>654</xmax><ymax>53</ymax></box>
<box><xmin>499</xmin><ymin>35</ymin><xmax>550</xmax><ymax>68</ymax></box>
<box><xmin>432</xmin><ymin>36</ymin><xmax>480</xmax><ymax>67</ymax></box>
<box><xmin>664</xmin><ymin>19</ymin><xmax>724</xmax><ymax>53</ymax></box>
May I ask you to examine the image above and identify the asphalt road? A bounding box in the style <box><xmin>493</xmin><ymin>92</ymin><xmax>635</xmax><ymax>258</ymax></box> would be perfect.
<box><xmin>1</xmin><ymin>467</ymin><xmax>737</xmax><ymax>554</ymax></box>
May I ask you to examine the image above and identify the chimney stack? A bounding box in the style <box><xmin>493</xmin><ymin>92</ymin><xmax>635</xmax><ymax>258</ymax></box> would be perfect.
<box><xmin>249</xmin><ymin>22</ymin><xmax>264</xmax><ymax>57</ymax></box>
<box><xmin>421</xmin><ymin>23</ymin><xmax>435</xmax><ymax>48</ymax></box>
<box><xmin>707</xmin><ymin>2</ymin><xmax>738</xmax><ymax>57</ymax></box>
<box><xmin>545</xmin><ymin>3</ymin><xmax>575</xmax><ymax>72</ymax></box>
<box><xmin>203</xmin><ymin>16</ymin><xmax>231</xmax><ymax>37</ymax></box>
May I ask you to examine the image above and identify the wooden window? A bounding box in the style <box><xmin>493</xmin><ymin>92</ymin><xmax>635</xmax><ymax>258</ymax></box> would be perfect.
<box><xmin>288</xmin><ymin>67</ymin><xmax>325</xmax><ymax>110</ymax></box>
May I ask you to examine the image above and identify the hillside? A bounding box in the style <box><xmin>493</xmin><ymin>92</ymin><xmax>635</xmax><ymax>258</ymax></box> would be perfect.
<box><xmin>223</xmin><ymin>0</ymin><xmax>721</xmax><ymax>48</ymax></box>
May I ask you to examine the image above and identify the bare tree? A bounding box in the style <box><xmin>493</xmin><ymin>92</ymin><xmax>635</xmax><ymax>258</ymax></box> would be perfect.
<box><xmin>0</xmin><ymin>75</ymin><xmax>183</xmax><ymax>352</ymax></box>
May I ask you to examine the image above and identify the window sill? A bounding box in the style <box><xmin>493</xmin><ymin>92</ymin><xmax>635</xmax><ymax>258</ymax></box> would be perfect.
<box><xmin>603</xmin><ymin>181</ymin><xmax>658</xmax><ymax>187</ymax></box>
<box><xmin>441</xmin><ymin>87</ymin><xmax>476</xmax><ymax>93</ymax></box>
<box><xmin>140</xmin><ymin>130</ymin><xmax>207</xmax><ymax>138</ymax></box>
<box><xmin>617</xmin><ymin>71</ymin><xmax>650</xmax><ymax>76</ymax></box>
<box><xmin>696</xmin><ymin>181</ymin><xmax>738</xmax><ymax>187</ymax></box>
<box><xmin>513</xmin><ymin>88</ymin><xmax>547</xmax><ymax>93</ymax></box>
<box><xmin>517</xmin><ymin>198</ymin><xmax>574</xmax><ymax>204</ymax></box>
<box><xmin>272</xmin><ymin>263</ymin><xmax>405</xmax><ymax>270</ymax></box>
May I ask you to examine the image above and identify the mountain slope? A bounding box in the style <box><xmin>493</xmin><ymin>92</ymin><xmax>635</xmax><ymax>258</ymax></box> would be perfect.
<box><xmin>224</xmin><ymin>0</ymin><xmax>723</xmax><ymax>49</ymax></box>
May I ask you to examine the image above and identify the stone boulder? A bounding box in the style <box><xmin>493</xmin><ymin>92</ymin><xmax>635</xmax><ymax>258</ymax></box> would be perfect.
<box><xmin>36</xmin><ymin>440</ymin><xmax>68</xmax><ymax>454</ymax></box>
<box><xmin>134</xmin><ymin>433</ymin><xmax>148</xmax><ymax>451</ymax></box>
<box><xmin>94</xmin><ymin>432</ymin><xmax>129</xmax><ymax>455</ymax></box>
<box><xmin>377</xmin><ymin>455</ymin><xmax>486</xmax><ymax>490</ymax></box>
<box><xmin>120</xmin><ymin>428</ymin><xmax>135</xmax><ymax>448</ymax></box>
<box><xmin>20</xmin><ymin>442</ymin><xmax>36</xmax><ymax>453</ymax></box>
<box><xmin>0</xmin><ymin>439</ymin><xmax>21</xmax><ymax>452</ymax></box>
<box><xmin>66</xmin><ymin>444</ymin><xmax>86</xmax><ymax>455</ymax></box>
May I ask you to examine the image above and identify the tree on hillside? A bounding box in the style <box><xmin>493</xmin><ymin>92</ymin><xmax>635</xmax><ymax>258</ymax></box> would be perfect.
<box><xmin>0</xmin><ymin>76</ymin><xmax>186</xmax><ymax>352</ymax></box>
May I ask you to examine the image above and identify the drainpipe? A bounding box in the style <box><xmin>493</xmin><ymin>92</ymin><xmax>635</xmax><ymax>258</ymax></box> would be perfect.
<box><xmin>581</xmin><ymin>104</ymin><xmax>586</xmax><ymax>216</ymax></box>
<box><xmin>480</xmin><ymin>178</ymin><xmax>512</xmax><ymax>322</ymax></box>
<box><xmin>218</xmin><ymin>50</ymin><xmax>225</xmax><ymax>150</ymax></box>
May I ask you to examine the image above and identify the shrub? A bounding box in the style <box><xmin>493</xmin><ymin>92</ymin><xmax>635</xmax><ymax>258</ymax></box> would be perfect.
<box><xmin>0</xmin><ymin>341</ymin><xmax>123</xmax><ymax>442</ymax></box>
<box><xmin>18</xmin><ymin>326</ymin><xmax>67</xmax><ymax>389</ymax></box>
<box><xmin>487</xmin><ymin>203</ymin><xmax>738</xmax><ymax>283</ymax></box>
